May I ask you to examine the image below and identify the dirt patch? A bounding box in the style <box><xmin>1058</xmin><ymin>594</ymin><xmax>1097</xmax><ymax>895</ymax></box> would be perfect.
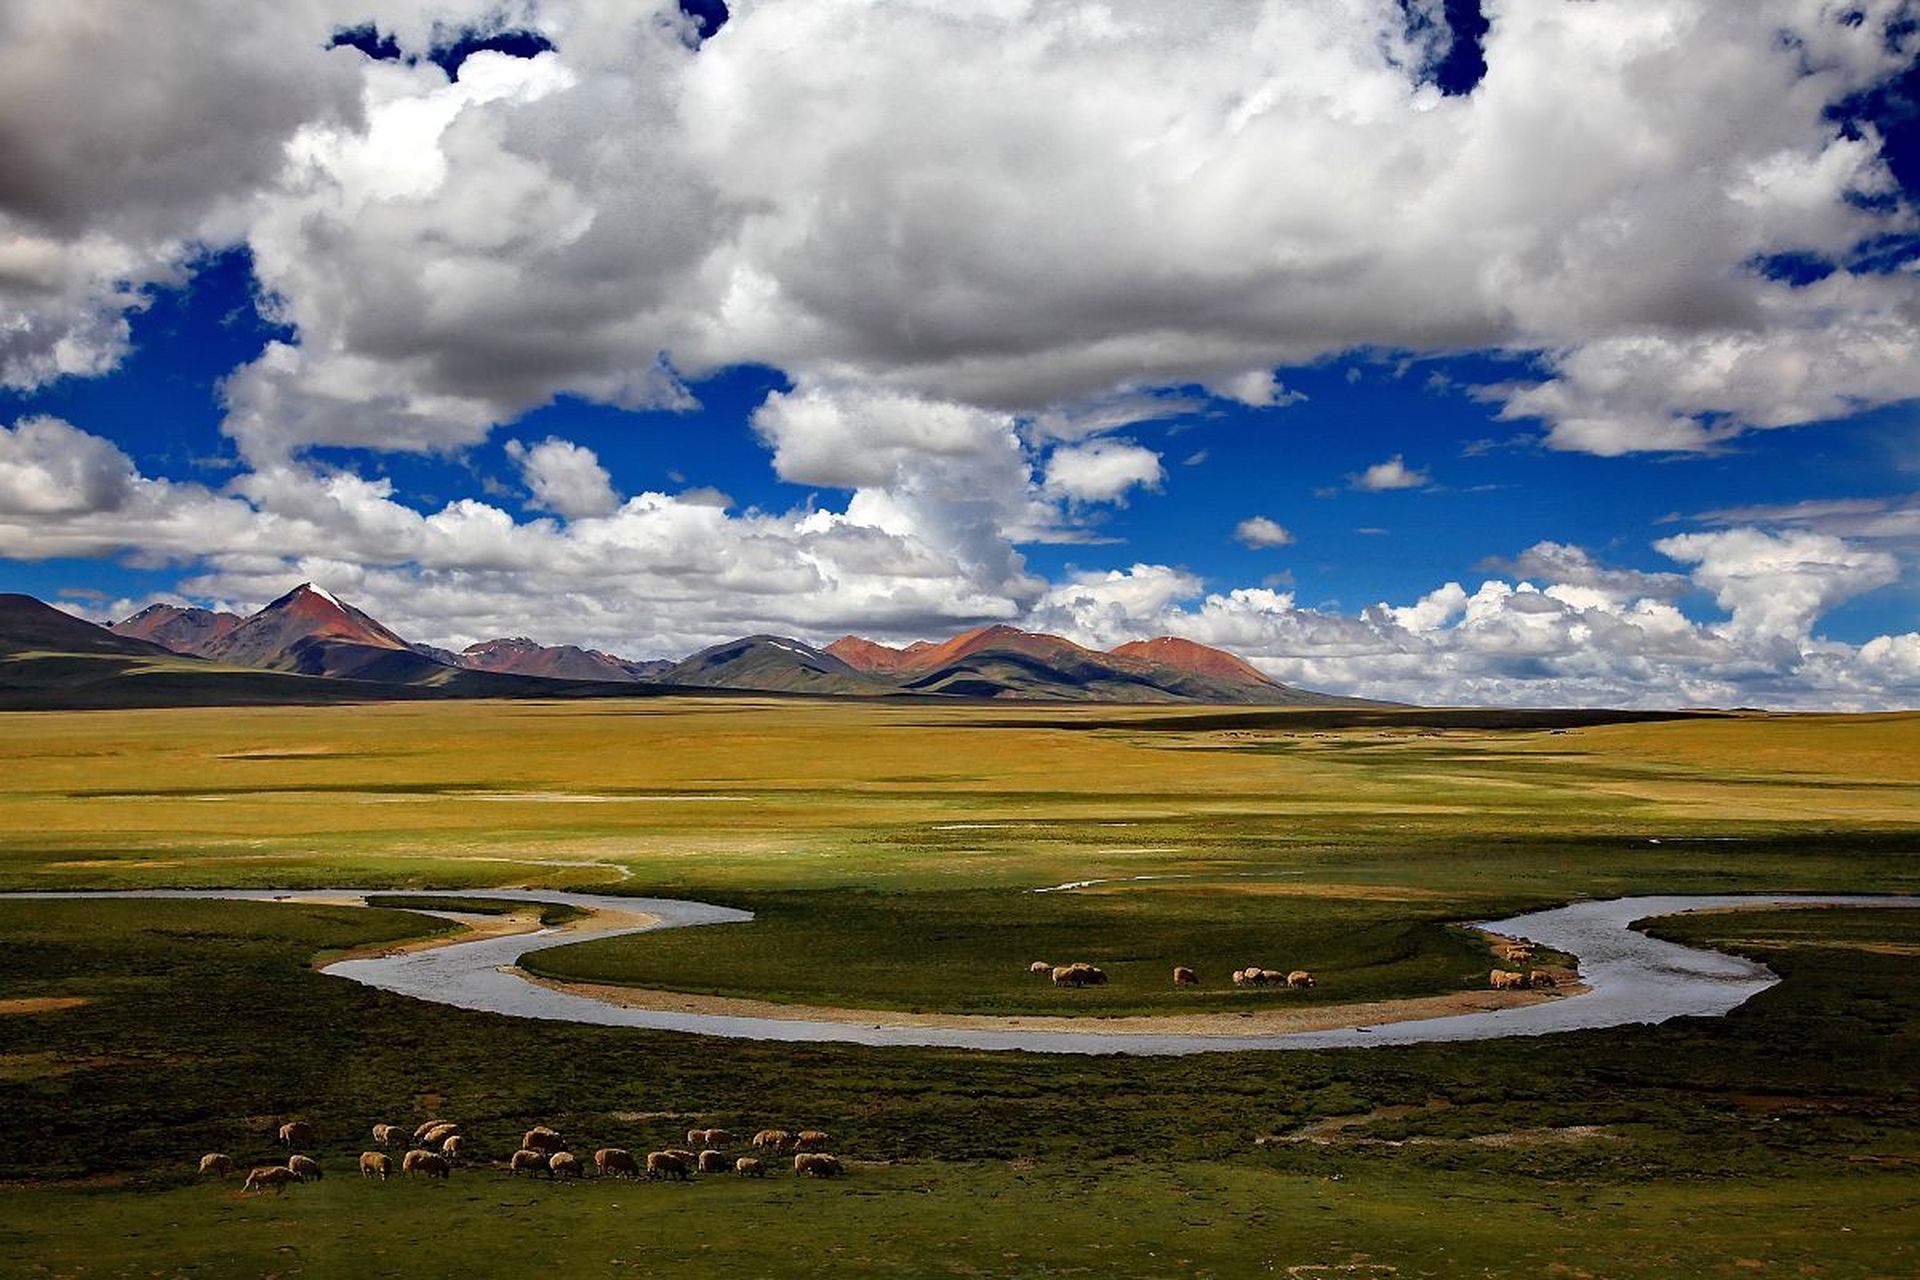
<box><xmin>518</xmin><ymin>972</ymin><xmax>1585</xmax><ymax>1038</ymax></box>
<box><xmin>1260</xmin><ymin>1108</ymin><xmax>1617</xmax><ymax>1150</ymax></box>
<box><xmin>0</xmin><ymin>995</ymin><xmax>89</xmax><ymax>1015</ymax></box>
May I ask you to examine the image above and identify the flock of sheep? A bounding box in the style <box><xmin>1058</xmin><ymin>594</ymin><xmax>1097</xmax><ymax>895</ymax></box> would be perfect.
<box><xmin>1489</xmin><ymin>942</ymin><xmax>1560</xmax><ymax>990</ymax></box>
<box><xmin>1028</xmin><ymin>961</ymin><xmax>1316</xmax><ymax>989</ymax></box>
<box><xmin>199</xmin><ymin>1118</ymin><xmax>846</xmax><ymax>1194</ymax></box>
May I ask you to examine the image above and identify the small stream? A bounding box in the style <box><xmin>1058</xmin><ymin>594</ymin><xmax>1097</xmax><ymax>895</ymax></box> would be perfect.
<box><xmin>6</xmin><ymin>888</ymin><xmax>1914</xmax><ymax>1056</ymax></box>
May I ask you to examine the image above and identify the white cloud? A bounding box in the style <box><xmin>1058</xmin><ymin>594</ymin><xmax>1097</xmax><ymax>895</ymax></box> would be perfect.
<box><xmin>1043</xmin><ymin>440</ymin><xmax>1164</xmax><ymax>504</ymax></box>
<box><xmin>0</xmin><ymin>416</ymin><xmax>137</xmax><ymax>516</ymax></box>
<box><xmin>1233</xmin><ymin>516</ymin><xmax>1295</xmax><ymax>549</ymax></box>
<box><xmin>505</xmin><ymin>436</ymin><xmax>620</xmax><ymax>519</ymax></box>
<box><xmin>1349</xmin><ymin>455</ymin><xmax>1430</xmax><ymax>491</ymax></box>
<box><xmin>1653</xmin><ymin>527</ymin><xmax>1901</xmax><ymax>643</ymax></box>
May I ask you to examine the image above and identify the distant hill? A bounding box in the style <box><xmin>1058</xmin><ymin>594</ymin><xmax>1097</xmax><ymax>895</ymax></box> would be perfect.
<box><xmin>457</xmin><ymin>636</ymin><xmax>670</xmax><ymax>682</ymax></box>
<box><xmin>827</xmin><ymin>625</ymin><xmax>1365</xmax><ymax>705</ymax></box>
<box><xmin>109</xmin><ymin>603</ymin><xmax>243</xmax><ymax>654</ymax></box>
<box><xmin>5</xmin><ymin>586</ymin><xmax>1375</xmax><ymax>708</ymax></box>
<box><xmin>661</xmin><ymin>635</ymin><xmax>900</xmax><ymax>696</ymax></box>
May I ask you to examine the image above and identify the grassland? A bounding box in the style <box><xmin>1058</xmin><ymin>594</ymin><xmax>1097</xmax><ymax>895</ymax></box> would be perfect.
<box><xmin>0</xmin><ymin>699</ymin><xmax>1917</xmax><ymax>1276</ymax></box>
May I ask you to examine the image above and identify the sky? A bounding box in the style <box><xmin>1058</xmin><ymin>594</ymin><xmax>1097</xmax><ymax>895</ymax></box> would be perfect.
<box><xmin>2</xmin><ymin>0</ymin><xmax>1919</xmax><ymax>709</ymax></box>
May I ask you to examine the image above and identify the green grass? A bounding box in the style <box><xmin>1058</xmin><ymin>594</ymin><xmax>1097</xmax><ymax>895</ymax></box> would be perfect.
<box><xmin>524</xmin><ymin>886</ymin><xmax>1510</xmax><ymax>1014</ymax></box>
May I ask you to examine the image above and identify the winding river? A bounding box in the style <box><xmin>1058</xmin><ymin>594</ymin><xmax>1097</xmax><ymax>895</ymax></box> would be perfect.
<box><xmin>7</xmin><ymin>888</ymin><xmax>1916</xmax><ymax>1056</ymax></box>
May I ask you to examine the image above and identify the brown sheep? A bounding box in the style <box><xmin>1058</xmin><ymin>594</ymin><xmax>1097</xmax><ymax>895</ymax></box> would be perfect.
<box><xmin>704</xmin><ymin>1128</ymin><xmax>736</xmax><ymax>1146</ymax></box>
<box><xmin>402</xmin><ymin>1149</ymin><xmax>449</xmax><ymax>1179</ymax></box>
<box><xmin>1231</xmin><ymin>969</ymin><xmax>1248</xmax><ymax>987</ymax></box>
<box><xmin>522</xmin><ymin>1126</ymin><xmax>565</xmax><ymax>1153</ymax></box>
<box><xmin>1489</xmin><ymin>969</ymin><xmax>1529</xmax><ymax>990</ymax></box>
<box><xmin>793</xmin><ymin>1152</ymin><xmax>843</xmax><ymax>1178</ymax></box>
<box><xmin>360</xmin><ymin>1152</ymin><xmax>392</xmax><ymax>1181</ymax></box>
<box><xmin>288</xmin><ymin>1154</ymin><xmax>322</xmax><ymax>1182</ymax></box>
<box><xmin>549</xmin><ymin>1152</ymin><xmax>581</xmax><ymax>1179</ymax></box>
<box><xmin>1503</xmin><ymin>944</ymin><xmax>1536</xmax><ymax>963</ymax></box>
<box><xmin>751</xmin><ymin>1129</ymin><xmax>791</xmax><ymax>1152</ymax></box>
<box><xmin>198</xmin><ymin>1153</ymin><xmax>233</xmax><ymax>1179</ymax></box>
<box><xmin>277</xmin><ymin>1121</ymin><xmax>312</xmax><ymax>1147</ymax></box>
<box><xmin>243</xmin><ymin>1165</ymin><xmax>295</xmax><ymax>1194</ymax></box>
<box><xmin>1529</xmin><ymin>969</ymin><xmax>1558</xmax><ymax>989</ymax></box>
<box><xmin>422</xmin><ymin>1122</ymin><xmax>460</xmax><ymax>1149</ymax></box>
<box><xmin>440</xmin><ymin>1135</ymin><xmax>465</xmax><ymax>1161</ymax></box>
<box><xmin>1172</xmin><ymin>966</ymin><xmax>1198</xmax><ymax>986</ymax></box>
<box><xmin>595</xmin><ymin>1148</ymin><xmax>640</xmax><ymax>1178</ymax></box>
<box><xmin>412</xmin><ymin>1120</ymin><xmax>443</xmax><ymax>1141</ymax></box>
<box><xmin>372</xmin><ymin>1123</ymin><xmax>402</xmax><ymax>1146</ymax></box>
<box><xmin>734</xmin><ymin>1156</ymin><xmax>765</xmax><ymax>1177</ymax></box>
<box><xmin>1286</xmin><ymin>970</ymin><xmax>1315</xmax><ymax>989</ymax></box>
<box><xmin>697</xmin><ymin>1149</ymin><xmax>728</xmax><ymax>1174</ymax></box>
<box><xmin>1028</xmin><ymin>960</ymin><xmax>1052</xmax><ymax>975</ymax></box>
<box><xmin>645</xmin><ymin>1150</ymin><xmax>691</xmax><ymax>1180</ymax></box>
<box><xmin>509</xmin><ymin>1148</ymin><xmax>549</xmax><ymax>1177</ymax></box>
<box><xmin>793</xmin><ymin>1130</ymin><xmax>832</xmax><ymax>1152</ymax></box>
<box><xmin>1051</xmin><ymin>963</ymin><xmax>1108</xmax><ymax>988</ymax></box>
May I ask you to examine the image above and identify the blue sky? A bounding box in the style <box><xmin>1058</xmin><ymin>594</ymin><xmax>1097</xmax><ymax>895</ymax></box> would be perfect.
<box><xmin>2</xmin><ymin>2</ymin><xmax>1917</xmax><ymax>708</ymax></box>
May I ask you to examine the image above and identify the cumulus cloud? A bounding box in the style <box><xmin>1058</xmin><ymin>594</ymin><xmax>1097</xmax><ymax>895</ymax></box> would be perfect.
<box><xmin>1043</xmin><ymin>440</ymin><xmax>1164</xmax><ymax>504</ymax></box>
<box><xmin>1349</xmin><ymin>455</ymin><xmax>1430</xmax><ymax>491</ymax></box>
<box><xmin>505</xmin><ymin>436</ymin><xmax>620</xmax><ymax>518</ymax></box>
<box><xmin>1233</xmin><ymin>516</ymin><xmax>1295</xmax><ymax>549</ymax></box>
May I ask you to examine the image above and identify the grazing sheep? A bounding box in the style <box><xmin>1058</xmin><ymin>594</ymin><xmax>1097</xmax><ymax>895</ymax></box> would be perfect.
<box><xmin>243</xmin><ymin>1166</ymin><xmax>295</xmax><ymax>1194</ymax></box>
<box><xmin>1489</xmin><ymin>969</ymin><xmax>1528</xmax><ymax>990</ymax></box>
<box><xmin>522</xmin><ymin>1126</ymin><xmax>565</xmax><ymax>1153</ymax></box>
<box><xmin>288</xmin><ymin>1154</ymin><xmax>322</xmax><ymax>1182</ymax></box>
<box><xmin>646</xmin><ymin>1150</ymin><xmax>691</xmax><ymax>1181</ymax></box>
<box><xmin>1172</xmin><ymin>966</ymin><xmax>1198</xmax><ymax>986</ymax></box>
<box><xmin>509</xmin><ymin>1148</ymin><xmax>549</xmax><ymax>1177</ymax></box>
<box><xmin>549</xmin><ymin>1152</ymin><xmax>581</xmax><ymax>1179</ymax></box>
<box><xmin>360</xmin><ymin>1152</ymin><xmax>391</xmax><ymax>1181</ymax></box>
<box><xmin>1529</xmin><ymin>969</ymin><xmax>1558</xmax><ymax>989</ymax></box>
<box><xmin>1028</xmin><ymin>961</ymin><xmax>1052</xmax><ymax>975</ymax></box>
<box><xmin>1286</xmin><ymin>970</ymin><xmax>1315</xmax><ymax>989</ymax></box>
<box><xmin>1503</xmin><ymin>944</ymin><xmax>1535</xmax><ymax>962</ymax></box>
<box><xmin>1231</xmin><ymin>969</ymin><xmax>1248</xmax><ymax>987</ymax></box>
<box><xmin>595</xmin><ymin>1148</ymin><xmax>640</xmax><ymax>1178</ymax></box>
<box><xmin>423</xmin><ymin>1122</ymin><xmax>460</xmax><ymax>1149</ymax></box>
<box><xmin>198</xmin><ymin>1153</ymin><xmax>233</xmax><ymax>1179</ymax></box>
<box><xmin>735</xmin><ymin>1157</ymin><xmax>765</xmax><ymax>1177</ymax></box>
<box><xmin>704</xmin><ymin>1128</ymin><xmax>735</xmax><ymax>1146</ymax></box>
<box><xmin>793</xmin><ymin>1130</ymin><xmax>832</xmax><ymax>1152</ymax></box>
<box><xmin>372</xmin><ymin>1124</ymin><xmax>402</xmax><ymax>1146</ymax></box>
<box><xmin>440</xmin><ymin>1135</ymin><xmax>464</xmax><ymax>1161</ymax></box>
<box><xmin>697</xmin><ymin>1149</ymin><xmax>728</xmax><ymax>1174</ymax></box>
<box><xmin>402</xmin><ymin>1149</ymin><xmax>450</xmax><ymax>1179</ymax></box>
<box><xmin>751</xmin><ymin>1129</ymin><xmax>791</xmax><ymax>1152</ymax></box>
<box><xmin>277</xmin><ymin>1121</ymin><xmax>312</xmax><ymax>1147</ymax></box>
<box><xmin>1051</xmin><ymin>963</ymin><xmax>1108</xmax><ymax>988</ymax></box>
<box><xmin>412</xmin><ymin>1120</ymin><xmax>443</xmax><ymax>1141</ymax></box>
<box><xmin>793</xmin><ymin>1152</ymin><xmax>843</xmax><ymax>1178</ymax></box>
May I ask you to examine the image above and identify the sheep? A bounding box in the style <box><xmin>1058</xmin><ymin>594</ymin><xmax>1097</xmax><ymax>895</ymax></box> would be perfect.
<box><xmin>1503</xmin><ymin>944</ymin><xmax>1536</xmax><ymax>964</ymax></box>
<box><xmin>522</xmin><ymin>1126</ymin><xmax>565</xmax><ymax>1153</ymax></box>
<box><xmin>422</xmin><ymin>1122</ymin><xmax>460</xmax><ymax>1149</ymax></box>
<box><xmin>440</xmin><ymin>1135</ymin><xmax>464</xmax><ymax>1161</ymax></box>
<box><xmin>1028</xmin><ymin>961</ymin><xmax>1052</xmax><ymax>975</ymax></box>
<box><xmin>549</xmin><ymin>1152</ymin><xmax>581</xmax><ymax>1179</ymax></box>
<box><xmin>371</xmin><ymin>1123</ymin><xmax>402</xmax><ymax>1146</ymax></box>
<box><xmin>595</xmin><ymin>1148</ymin><xmax>640</xmax><ymax>1178</ymax></box>
<box><xmin>697</xmin><ymin>1149</ymin><xmax>728</xmax><ymax>1174</ymax></box>
<box><xmin>288</xmin><ymin>1154</ymin><xmax>322</xmax><ymax>1182</ymax></box>
<box><xmin>1286</xmin><ymin>970</ymin><xmax>1315</xmax><ymax>989</ymax></box>
<box><xmin>402</xmin><ymin>1149</ymin><xmax>450</xmax><ymax>1179</ymax></box>
<box><xmin>243</xmin><ymin>1166</ymin><xmax>295</xmax><ymax>1194</ymax></box>
<box><xmin>645</xmin><ymin>1150</ymin><xmax>691</xmax><ymax>1181</ymax></box>
<box><xmin>793</xmin><ymin>1152</ymin><xmax>843</xmax><ymax>1178</ymax></box>
<box><xmin>734</xmin><ymin>1157</ymin><xmax>766</xmax><ymax>1178</ymax></box>
<box><xmin>1231</xmin><ymin>969</ymin><xmax>1249</xmax><ymax>987</ymax></box>
<box><xmin>412</xmin><ymin>1120</ymin><xmax>444</xmax><ymax>1141</ymax></box>
<box><xmin>509</xmin><ymin>1148</ymin><xmax>549</xmax><ymax>1177</ymax></box>
<box><xmin>703</xmin><ymin>1128</ymin><xmax>736</xmax><ymax>1147</ymax></box>
<box><xmin>1172</xmin><ymin>966</ymin><xmax>1198</xmax><ymax>986</ymax></box>
<box><xmin>1529</xmin><ymin>969</ymin><xmax>1558</xmax><ymax>989</ymax></box>
<box><xmin>751</xmin><ymin>1129</ymin><xmax>791</xmax><ymax>1152</ymax></box>
<box><xmin>277</xmin><ymin>1121</ymin><xmax>312</xmax><ymax>1147</ymax></box>
<box><xmin>793</xmin><ymin>1130</ymin><xmax>832</xmax><ymax>1152</ymax></box>
<box><xmin>198</xmin><ymin>1153</ymin><xmax>233</xmax><ymax>1179</ymax></box>
<box><xmin>360</xmin><ymin>1152</ymin><xmax>392</xmax><ymax>1181</ymax></box>
<box><xmin>1051</xmin><ymin>963</ymin><xmax>1108</xmax><ymax>988</ymax></box>
<box><xmin>1489</xmin><ymin>968</ymin><xmax>1529</xmax><ymax>990</ymax></box>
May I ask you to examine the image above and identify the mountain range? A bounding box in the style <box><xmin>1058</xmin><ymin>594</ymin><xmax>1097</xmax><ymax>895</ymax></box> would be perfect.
<box><xmin>0</xmin><ymin>583</ymin><xmax>1368</xmax><ymax>709</ymax></box>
